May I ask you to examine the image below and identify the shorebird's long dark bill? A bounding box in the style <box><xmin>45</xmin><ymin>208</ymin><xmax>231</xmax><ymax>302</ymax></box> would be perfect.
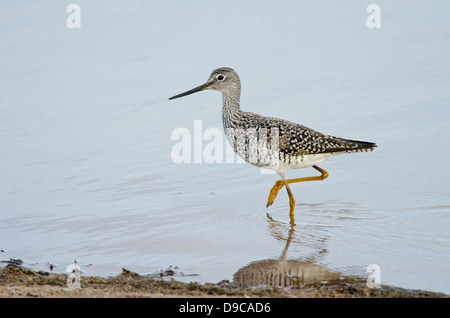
<box><xmin>168</xmin><ymin>83</ymin><xmax>210</xmax><ymax>100</ymax></box>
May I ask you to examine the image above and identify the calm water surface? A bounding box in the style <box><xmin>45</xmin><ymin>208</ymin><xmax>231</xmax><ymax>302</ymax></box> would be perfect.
<box><xmin>1</xmin><ymin>1</ymin><xmax>449</xmax><ymax>293</ymax></box>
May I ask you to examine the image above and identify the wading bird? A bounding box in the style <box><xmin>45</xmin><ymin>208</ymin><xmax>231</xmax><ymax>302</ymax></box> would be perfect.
<box><xmin>169</xmin><ymin>67</ymin><xmax>376</xmax><ymax>215</ymax></box>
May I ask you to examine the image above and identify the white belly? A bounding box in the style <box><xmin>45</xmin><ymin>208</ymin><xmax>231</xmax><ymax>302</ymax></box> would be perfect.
<box><xmin>276</xmin><ymin>153</ymin><xmax>333</xmax><ymax>174</ymax></box>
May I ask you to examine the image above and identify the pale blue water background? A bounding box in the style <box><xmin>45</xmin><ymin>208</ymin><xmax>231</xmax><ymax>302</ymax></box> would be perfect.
<box><xmin>1</xmin><ymin>1</ymin><xmax>449</xmax><ymax>293</ymax></box>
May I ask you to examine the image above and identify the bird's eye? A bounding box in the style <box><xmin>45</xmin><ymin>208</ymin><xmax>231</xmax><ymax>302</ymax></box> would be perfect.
<box><xmin>217</xmin><ymin>75</ymin><xmax>225</xmax><ymax>81</ymax></box>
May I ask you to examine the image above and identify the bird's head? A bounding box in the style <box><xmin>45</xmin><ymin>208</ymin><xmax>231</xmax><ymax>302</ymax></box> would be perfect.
<box><xmin>169</xmin><ymin>67</ymin><xmax>241</xmax><ymax>100</ymax></box>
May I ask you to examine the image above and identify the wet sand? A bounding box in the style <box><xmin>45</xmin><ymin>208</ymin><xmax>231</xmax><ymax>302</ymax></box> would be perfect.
<box><xmin>0</xmin><ymin>266</ymin><xmax>447</xmax><ymax>298</ymax></box>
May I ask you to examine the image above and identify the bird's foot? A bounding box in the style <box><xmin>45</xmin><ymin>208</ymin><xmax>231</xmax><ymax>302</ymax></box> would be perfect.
<box><xmin>266</xmin><ymin>180</ymin><xmax>285</xmax><ymax>207</ymax></box>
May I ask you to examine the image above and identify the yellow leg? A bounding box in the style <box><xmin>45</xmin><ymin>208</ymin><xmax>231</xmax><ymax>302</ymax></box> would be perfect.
<box><xmin>266</xmin><ymin>180</ymin><xmax>285</xmax><ymax>208</ymax></box>
<box><xmin>284</xmin><ymin>181</ymin><xmax>296</xmax><ymax>216</ymax></box>
<box><xmin>266</xmin><ymin>165</ymin><xmax>329</xmax><ymax>210</ymax></box>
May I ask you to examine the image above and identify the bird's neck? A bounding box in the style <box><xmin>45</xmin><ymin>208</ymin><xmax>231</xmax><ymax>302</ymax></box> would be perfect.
<box><xmin>221</xmin><ymin>87</ymin><xmax>242</xmax><ymax>128</ymax></box>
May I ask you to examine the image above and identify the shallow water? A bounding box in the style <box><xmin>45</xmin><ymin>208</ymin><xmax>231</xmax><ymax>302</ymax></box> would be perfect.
<box><xmin>1</xmin><ymin>1</ymin><xmax>449</xmax><ymax>294</ymax></box>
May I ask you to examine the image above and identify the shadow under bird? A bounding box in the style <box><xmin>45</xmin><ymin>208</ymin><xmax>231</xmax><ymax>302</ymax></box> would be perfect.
<box><xmin>169</xmin><ymin>67</ymin><xmax>377</xmax><ymax>215</ymax></box>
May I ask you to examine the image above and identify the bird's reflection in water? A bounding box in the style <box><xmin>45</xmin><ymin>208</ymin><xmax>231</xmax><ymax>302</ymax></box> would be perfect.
<box><xmin>233</xmin><ymin>212</ymin><xmax>354</xmax><ymax>288</ymax></box>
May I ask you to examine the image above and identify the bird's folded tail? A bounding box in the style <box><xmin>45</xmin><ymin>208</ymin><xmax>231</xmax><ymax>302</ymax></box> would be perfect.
<box><xmin>323</xmin><ymin>137</ymin><xmax>377</xmax><ymax>154</ymax></box>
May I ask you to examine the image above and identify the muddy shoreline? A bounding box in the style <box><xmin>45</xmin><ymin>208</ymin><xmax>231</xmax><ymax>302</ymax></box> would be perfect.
<box><xmin>0</xmin><ymin>265</ymin><xmax>447</xmax><ymax>298</ymax></box>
